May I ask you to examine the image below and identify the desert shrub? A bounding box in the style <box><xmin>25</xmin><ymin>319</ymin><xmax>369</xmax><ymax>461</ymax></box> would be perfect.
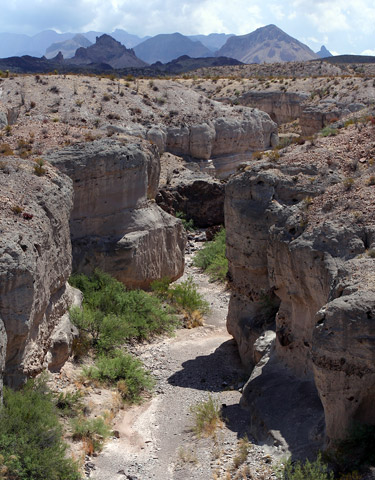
<box><xmin>175</xmin><ymin>211</ymin><xmax>195</xmax><ymax>231</ymax></box>
<box><xmin>83</xmin><ymin>350</ymin><xmax>154</xmax><ymax>403</ymax></box>
<box><xmin>151</xmin><ymin>276</ymin><xmax>209</xmax><ymax>321</ymax></box>
<box><xmin>193</xmin><ymin>228</ymin><xmax>228</xmax><ymax>282</ymax></box>
<box><xmin>0</xmin><ymin>143</ymin><xmax>14</xmax><ymax>156</ymax></box>
<box><xmin>69</xmin><ymin>270</ymin><xmax>177</xmax><ymax>350</ymax></box>
<box><xmin>276</xmin><ymin>453</ymin><xmax>333</xmax><ymax>480</ymax></box>
<box><xmin>321</xmin><ymin>127</ymin><xmax>338</xmax><ymax>137</ymax></box>
<box><xmin>0</xmin><ymin>378</ymin><xmax>81</xmax><ymax>480</ymax></box>
<box><xmin>71</xmin><ymin>416</ymin><xmax>111</xmax><ymax>454</ymax></box>
<box><xmin>233</xmin><ymin>435</ymin><xmax>252</xmax><ymax>469</ymax></box>
<box><xmin>190</xmin><ymin>395</ymin><xmax>223</xmax><ymax>437</ymax></box>
<box><xmin>55</xmin><ymin>390</ymin><xmax>83</xmax><ymax>417</ymax></box>
<box><xmin>33</xmin><ymin>158</ymin><xmax>46</xmax><ymax>176</ymax></box>
<box><xmin>343</xmin><ymin>177</ymin><xmax>354</xmax><ymax>191</ymax></box>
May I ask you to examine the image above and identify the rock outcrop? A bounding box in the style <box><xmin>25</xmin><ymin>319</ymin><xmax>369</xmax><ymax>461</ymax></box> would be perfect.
<box><xmin>234</xmin><ymin>91</ymin><xmax>308</xmax><ymax>125</ymax></box>
<box><xmin>0</xmin><ymin>157</ymin><xmax>76</xmax><ymax>388</ymax></box>
<box><xmin>119</xmin><ymin>106</ymin><xmax>278</xmax><ymax>179</ymax></box>
<box><xmin>48</xmin><ymin>138</ymin><xmax>186</xmax><ymax>289</ymax></box>
<box><xmin>156</xmin><ymin>167</ymin><xmax>225</xmax><ymax>227</ymax></box>
<box><xmin>225</xmin><ymin>123</ymin><xmax>375</xmax><ymax>447</ymax></box>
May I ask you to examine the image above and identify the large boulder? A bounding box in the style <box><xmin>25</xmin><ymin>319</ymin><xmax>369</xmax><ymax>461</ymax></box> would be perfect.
<box><xmin>156</xmin><ymin>167</ymin><xmax>225</xmax><ymax>227</ymax></box>
<box><xmin>0</xmin><ymin>157</ymin><xmax>75</xmax><ymax>388</ymax></box>
<box><xmin>48</xmin><ymin>138</ymin><xmax>186</xmax><ymax>288</ymax></box>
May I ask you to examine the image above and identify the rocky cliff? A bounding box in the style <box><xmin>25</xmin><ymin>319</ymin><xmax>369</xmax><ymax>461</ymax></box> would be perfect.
<box><xmin>225</xmin><ymin>121</ymin><xmax>375</xmax><ymax>447</ymax></box>
<box><xmin>48</xmin><ymin>138</ymin><xmax>186</xmax><ymax>289</ymax></box>
<box><xmin>0</xmin><ymin>157</ymin><xmax>77</xmax><ymax>389</ymax></box>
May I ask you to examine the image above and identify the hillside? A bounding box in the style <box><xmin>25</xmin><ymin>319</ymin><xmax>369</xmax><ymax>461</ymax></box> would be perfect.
<box><xmin>134</xmin><ymin>33</ymin><xmax>212</xmax><ymax>64</ymax></box>
<box><xmin>216</xmin><ymin>24</ymin><xmax>319</xmax><ymax>63</ymax></box>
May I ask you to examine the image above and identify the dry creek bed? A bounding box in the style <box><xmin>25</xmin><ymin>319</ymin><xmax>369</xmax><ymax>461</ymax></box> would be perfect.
<box><xmin>68</xmin><ymin>234</ymin><xmax>278</xmax><ymax>480</ymax></box>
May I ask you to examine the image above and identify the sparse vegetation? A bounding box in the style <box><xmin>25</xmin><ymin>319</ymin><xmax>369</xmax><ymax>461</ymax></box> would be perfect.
<box><xmin>190</xmin><ymin>395</ymin><xmax>223</xmax><ymax>437</ymax></box>
<box><xmin>175</xmin><ymin>210</ymin><xmax>195</xmax><ymax>231</ymax></box>
<box><xmin>71</xmin><ymin>415</ymin><xmax>111</xmax><ymax>454</ymax></box>
<box><xmin>83</xmin><ymin>350</ymin><xmax>154</xmax><ymax>403</ymax></box>
<box><xmin>0</xmin><ymin>377</ymin><xmax>81</xmax><ymax>480</ymax></box>
<box><xmin>151</xmin><ymin>276</ymin><xmax>209</xmax><ymax>327</ymax></box>
<box><xmin>275</xmin><ymin>453</ymin><xmax>333</xmax><ymax>480</ymax></box>
<box><xmin>321</xmin><ymin>126</ymin><xmax>338</xmax><ymax>137</ymax></box>
<box><xmin>193</xmin><ymin>228</ymin><xmax>228</xmax><ymax>282</ymax></box>
<box><xmin>33</xmin><ymin>158</ymin><xmax>46</xmax><ymax>176</ymax></box>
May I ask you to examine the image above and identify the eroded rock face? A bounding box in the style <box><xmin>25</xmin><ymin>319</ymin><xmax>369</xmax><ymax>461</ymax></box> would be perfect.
<box><xmin>235</xmin><ymin>91</ymin><xmax>308</xmax><ymax>125</ymax></box>
<box><xmin>0</xmin><ymin>158</ymin><xmax>75</xmax><ymax>388</ymax></box>
<box><xmin>225</xmin><ymin>125</ymin><xmax>375</xmax><ymax>445</ymax></box>
<box><xmin>119</xmin><ymin>106</ymin><xmax>277</xmax><ymax>178</ymax></box>
<box><xmin>156</xmin><ymin>167</ymin><xmax>225</xmax><ymax>227</ymax></box>
<box><xmin>48</xmin><ymin>138</ymin><xmax>185</xmax><ymax>289</ymax></box>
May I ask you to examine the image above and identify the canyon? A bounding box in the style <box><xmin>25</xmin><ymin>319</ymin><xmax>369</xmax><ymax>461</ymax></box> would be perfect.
<box><xmin>0</xmin><ymin>63</ymin><xmax>375</xmax><ymax>477</ymax></box>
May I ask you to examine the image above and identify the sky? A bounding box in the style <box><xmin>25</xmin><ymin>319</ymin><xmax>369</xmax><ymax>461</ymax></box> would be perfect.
<box><xmin>1</xmin><ymin>0</ymin><xmax>374</xmax><ymax>55</ymax></box>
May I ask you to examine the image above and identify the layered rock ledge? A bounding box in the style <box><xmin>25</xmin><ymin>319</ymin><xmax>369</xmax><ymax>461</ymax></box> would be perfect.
<box><xmin>48</xmin><ymin>138</ymin><xmax>186</xmax><ymax>289</ymax></box>
<box><xmin>225</xmin><ymin>122</ymin><xmax>375</xmax><ymax>448</ymax></box>
<box><xmin>0</xmin><ymin>157</ymin><xmax>76</xmax><ymax>388</ymax></box>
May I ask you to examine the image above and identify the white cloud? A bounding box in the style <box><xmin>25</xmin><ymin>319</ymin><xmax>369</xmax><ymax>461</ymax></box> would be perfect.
<box><xmin>362</xmin><ymin>49</ymin><xmax>375</xmax><ymax>56</ymax></box>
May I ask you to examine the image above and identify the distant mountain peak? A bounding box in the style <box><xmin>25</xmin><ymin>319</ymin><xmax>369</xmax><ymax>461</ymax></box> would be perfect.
<box><xmin>316</xmin><ymin>45</ymin><xmax>333</xmax><ymax>58</ymax></box>
<box><xmin>68</xmin><ymin>33</ymin><xmax>146</xmax><ymax>68</ymax></box>
<box><xmin>216</xmin><ymin>24</ymin><xmax>319</xmax><ymax>64</ymax></box>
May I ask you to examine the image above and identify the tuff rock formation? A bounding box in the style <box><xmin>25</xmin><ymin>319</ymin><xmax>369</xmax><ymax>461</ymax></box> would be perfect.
<box><xmin>0</xmin><ymin>157</ymin><xmax>77</xmax><ymax>388</ymax></box>
<box><xmin>225</xmin><ymin>123</ymin><xmax>375</xmax><ymax>448</ymax></box>
<box><xmin>156</xmin><ymin>167</ymin><xmax>225</xmax><ymax>227</ymax></box>
<box><xmin>118</xmin><ymin>106</ymin><xmax>278</xmax><ymax>179</ymax></box>
<box><xmin>48</xmin><ymin>138</ymin><xmax>186</xmax><ymax>289</ymax></box>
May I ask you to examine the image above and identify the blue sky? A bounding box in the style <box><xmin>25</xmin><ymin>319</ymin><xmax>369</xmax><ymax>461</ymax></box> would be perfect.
<box><xmin>1</xmin><ymin>0</ymin><xmax>374</xmax><ymax>55</ymax></box>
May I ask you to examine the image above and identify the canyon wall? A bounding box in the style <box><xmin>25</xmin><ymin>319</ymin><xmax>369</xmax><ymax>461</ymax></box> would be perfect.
<box><xmin>225</xmin><ymin>126</ymin><xmax>375</xmax><ymax>446</ymax></box>
<box><xmin>48</xmin><ymin>138</ymin><xmax>186</xmax><ymax>289</ymax></box>
<box><xmin>0</xmin><ymin>158</ymin><xmax>77</xmax><ymax>388</ymax></box>
<box><xmin>120</xmin><ymin>107</ymin><xmax>278</xmax><ymax>179</ymax></box>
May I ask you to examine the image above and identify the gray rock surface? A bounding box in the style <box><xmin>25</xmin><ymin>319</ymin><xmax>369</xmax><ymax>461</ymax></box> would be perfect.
<box><xmin>156</xmin><ymin>167</ymin><xmax>225</xmax><ymax>227</ymax></box>
<box><xmin>48</xmin><ymin>138</ymin><xmax>186</xmax><ymax>288</ymax></box>
<box><xmin>0</xmin><ymin>111</ymin><xmax>7</xmax><ymax>129</ymax></box>
<box><xmin>225</xmin><ymin>149</ymin><xmax>375</xmax><ymax>446</ymax></box>
<box><xmin>0</xmin><ymin>157</ymin><xmax>75</xmax><ymax>387</ymax></box>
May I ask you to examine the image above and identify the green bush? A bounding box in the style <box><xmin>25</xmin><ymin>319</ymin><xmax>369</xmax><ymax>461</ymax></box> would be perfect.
<box><xmin>69</xmin><ymin>270</ymin><xmax>178</xmax><ymax>351</ymax></box>
<box><xmin>71</xmin><ymin>416</ymin><xmax>111</xmax><ymax>453</ymax></box>
<box><xmin>151</xmin><ymin>276</ymin><xmax>209</xmax><ymax>317</ymax></box>
<box><xmin>0</xmin><ymin>378</ymin><xmax>81</xmax><ymax>480</ymax></box>
<box><xmin>83</xmin><ymin>350</ymin><xmax>154</xmax><ymax>403</ymax></box>
<box><xmin>276</xmin><ymin>453</ymin><xmax>333</xmax><ymax>480</ymax></box>
<box><xmin>55</xmin><ymin>390</ymin><xmax>83</xmax><ymax>417</ymax></box>
<box><xmin>321</xmin><ymin>127</ymin><xmax>338</xmax><ymax>137</ymax></box>
<box><xmin>193</xmin><ymin>228</ymin><xmax>228</xmax><ymax>282</ymax></box>
<box><xmin>175</xmin><ymin>211</ymin><xmax>195</xmax><ymax>231</ymax></box>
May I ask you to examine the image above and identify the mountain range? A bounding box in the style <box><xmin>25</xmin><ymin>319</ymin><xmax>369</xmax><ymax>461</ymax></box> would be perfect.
<box><xmin>0</xmin><ymin>25</ymin><xmax>337</xmax><ymax>71</ymax></box>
